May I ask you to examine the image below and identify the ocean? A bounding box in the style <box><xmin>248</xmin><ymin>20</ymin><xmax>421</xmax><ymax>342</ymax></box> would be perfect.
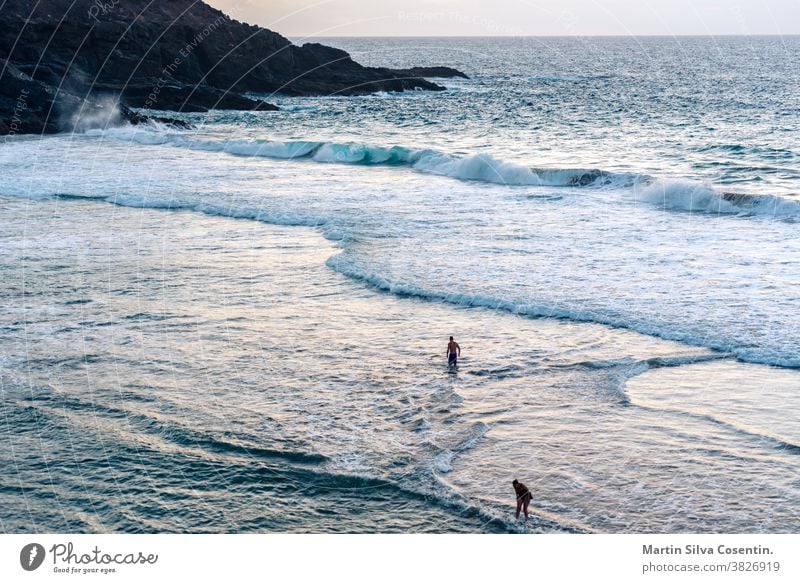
<box><xmin>1</xmin><ymin>36</ymin><xmax>798</xmax><ymax>533</ymax></box>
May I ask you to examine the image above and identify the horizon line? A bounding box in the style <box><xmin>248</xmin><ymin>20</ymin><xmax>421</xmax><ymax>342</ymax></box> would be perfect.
<box><xmin>290</xmin><ymin>33</ymin><xmax>800</xmax><ymax>39</ymax></box>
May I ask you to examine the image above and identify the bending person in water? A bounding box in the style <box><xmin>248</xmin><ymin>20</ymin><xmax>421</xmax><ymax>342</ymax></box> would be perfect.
<box><xmin>447</xmin><ymin>336</ymin><xmax>461</xmax><ymax>368</ymax></box>
<box><xmin>513</xmin><ymin>479</ymin><xmax>532</xmax><ymax>519</ymax></box>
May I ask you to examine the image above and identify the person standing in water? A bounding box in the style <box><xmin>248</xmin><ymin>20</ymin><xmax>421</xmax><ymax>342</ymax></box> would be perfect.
<box><xmin>447</xmin><ymin>336</ymin><xmax>461</xmax><ymax>367</ymax></box>
<box><xmin>513</xmin><ymin>479</ymin><xmax>532</xmax><ymax>519</ymax></box>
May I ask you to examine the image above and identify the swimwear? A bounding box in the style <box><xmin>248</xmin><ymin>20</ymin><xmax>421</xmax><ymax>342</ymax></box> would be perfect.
<box><xmin>448</xmin><ymin>352</ymin><xmax>458</xmax><ymax>365</ymax></box>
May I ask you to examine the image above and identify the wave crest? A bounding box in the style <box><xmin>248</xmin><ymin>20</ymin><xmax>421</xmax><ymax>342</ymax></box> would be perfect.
<box><xmin>638</xmin><ymin>180</ymin><xmax>800</xmax><ymax>217</ymax></box>
<box><xmin>85</xmin><ymin>126</ymin><xmax>800</xmax><ymax>217</ymax></box>
<box><xmin>86</xmin><ymin>126</ymin><xmax>642</xmax><ymax>188</ymax></box>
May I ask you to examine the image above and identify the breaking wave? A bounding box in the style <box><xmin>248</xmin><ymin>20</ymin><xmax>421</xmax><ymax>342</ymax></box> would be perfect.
<box><xmin>85</xmin><ymin>126</ymin><xmax>800</xmax><ymax>217</ymax></box>
<box><xmin>85</xmin><ymin>127</ymin><xmax>643</xmax><ymax>188</ymax></box>
<box><xmin>637</xmin><ymin>180</ymin><xmax>800</xmax><ymax>217</ymax></box>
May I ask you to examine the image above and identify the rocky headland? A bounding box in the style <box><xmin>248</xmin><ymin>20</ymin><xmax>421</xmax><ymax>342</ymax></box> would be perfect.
<box><xmin>0</xmin><ymin>0</ymin><xmax>467</xmax><ymax>135</ymax></box>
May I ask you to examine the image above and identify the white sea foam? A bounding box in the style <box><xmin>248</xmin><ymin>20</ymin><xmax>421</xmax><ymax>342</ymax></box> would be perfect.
<box><xmin>277</xmin><ymin>104</ymin><xmax>320</xmax><ymax>112</ymax></box>
<box><xmin>224</xmin><ymin>139</ymin><xmax>320</xmax><ymax>159</ymax></box>
<box><xmin>84</xmin><ymin>126</ymin><xmax>175</xmax><ymax>144</ymax></box>
<box><xmin>433</xmin><ymin>423</ymin><xmax>490</xmax><ymax>474</ymax></box>
<box><xmin>326</xmin><ymin>257</ymin><xmax>800</xmax><ymax>369</ymax></box>
<box><xmin>637</xmin><ymin>179</ymin><xmax>800</xmax><ymax>217</ymax></box>
<box><xmin>108</xmin><ymin>195</ymin><xmax>328</xmax><ymax>228</ymax></box>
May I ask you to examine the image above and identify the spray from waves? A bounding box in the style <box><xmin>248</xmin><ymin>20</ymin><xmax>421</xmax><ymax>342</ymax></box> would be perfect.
<box><xmin>64</xmin><ymin>96</ymin><xmax>125</xmax><ymax>133</ymax></box>
<box><xmin>84</xmin><ymin>127</ymin><xmax>644</xmax><ymax>188</ymax></box>
<box><xmin>636</xmin><ymin>179</ymin><xmax>800</xmax><ymax>217</ymax></box>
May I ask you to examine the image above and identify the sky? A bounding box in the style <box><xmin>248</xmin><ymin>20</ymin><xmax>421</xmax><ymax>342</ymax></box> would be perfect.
<box><xmin>209</xmin><ymin>0</ymin><xmax>800</xmax><ymax>37</ymax></box>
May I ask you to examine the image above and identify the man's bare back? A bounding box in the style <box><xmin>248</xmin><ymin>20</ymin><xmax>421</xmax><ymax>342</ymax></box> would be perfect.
<box><xmin>447</xmin><ymin>336</ymin><xmax>461</xmax><ymax>366</ymax></box>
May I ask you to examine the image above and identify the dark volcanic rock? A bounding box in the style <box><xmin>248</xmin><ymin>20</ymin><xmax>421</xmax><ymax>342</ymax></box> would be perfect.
<box><xmin>0</xmin><ymin>58</ymin><xmax>193</xmax><ymax>134</ymax></box>
<box><xmin>389</xmin><ymin>67</ymin><xmax>469</xmax><ymax>80</ymax></box>
<box><xmin>0</xmin><ymin>58</ymin><xmax>67</xmax><ymax>135</ymax></box>
<box><xmin>118</xmin><ymin>84</ymin><xmax>279</xmax><ymax>113</ymax></box>
<box><xmin>119</xmin><ymin>106</ymin><xmax>193</xmax><ymax>130</ymax></box>
<box><xmin>1</xmin><ymin>0</ymin><xmax>467</xmax><ymax>135</ymax></box>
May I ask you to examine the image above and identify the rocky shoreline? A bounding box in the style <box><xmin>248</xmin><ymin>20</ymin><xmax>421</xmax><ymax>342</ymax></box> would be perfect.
<box><xmin>0</xmin><ymin>0</ymin><xmax>467</xmax><ymax>135</ymax></box>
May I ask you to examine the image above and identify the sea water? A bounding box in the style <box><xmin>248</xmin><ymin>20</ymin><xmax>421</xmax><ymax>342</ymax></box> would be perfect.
<box><xmin>1</xmin><ymin>37</ymin><xmax>798</xmax><ymax>533</ymax></box>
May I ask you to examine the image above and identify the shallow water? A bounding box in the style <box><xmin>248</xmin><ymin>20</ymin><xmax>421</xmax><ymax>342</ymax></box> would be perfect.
<box><xmin>1</xmin><ymin>198</ymin><xmax>797</xmax><ymax>533</ymax></box>
<box><xmin>1</xmin><ymin>36</ymin><xmax>799</xmax><ymax>533</ymax></box>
